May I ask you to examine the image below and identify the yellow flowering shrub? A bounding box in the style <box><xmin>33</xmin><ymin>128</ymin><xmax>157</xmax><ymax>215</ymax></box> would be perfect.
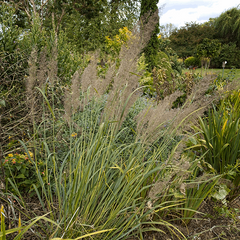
<box><xmin>105</xmin><ymin>26</ymin><xmax>133</xmax><ymax>55</ymax></box>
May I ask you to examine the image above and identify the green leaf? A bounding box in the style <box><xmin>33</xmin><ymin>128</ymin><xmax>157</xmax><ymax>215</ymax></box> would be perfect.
<box><xmin>16</xmin><ymin>166</ymin><xmax>22</xmax><ymax>171</ymax></box>
<box><xmin>15</xmin><ymin>174</ymin><xmax>25</xmax><ymax>179</ymax></box>
<box><xmin>211</xmin><ymin>184</ymin><xmax>230</xmax><ymax>201</ymax></box>
<box><xmin>0</xmin><ymin>227</ymin><xmax>24</xmax><ymax>238</ymax></box>
<box><xmin>21</xmin><ymin>180</ymin><xmax>33</xmax><ymax>185</ymax></box>
<box><xmin>20</xmin><ymin>168</ymin><xmax>26</xmax><ymax>175</ymax></box>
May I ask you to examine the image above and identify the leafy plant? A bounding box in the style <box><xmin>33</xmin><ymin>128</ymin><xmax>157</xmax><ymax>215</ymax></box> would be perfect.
<box><xmin>187</xmin><ymin>107</ymin><xmax>240</xmax><ymax>174</ymax></box>
<box><xmin>186</xmin><ymin>100</ymin><xmax>240</xmax><ymax>200</ymax></box>
<box><xmin>169</xmin><ymin>157</ymin><xmax>221</xmax><ymax>225</ymax></box>
<box><xmin>137</xmin><ymin>53</ymin><xmax>155</xmax><ymax>97</ymax></box>
<box><xmin>1</xmin><ymin>151</ymin><xmax>46</xmax><ymax>195</ymax></box>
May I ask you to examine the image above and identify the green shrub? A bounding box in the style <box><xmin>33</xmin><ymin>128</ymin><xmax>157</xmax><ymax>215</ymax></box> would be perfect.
<box><xmin>159</xmin><ymin>38</ymin><xmax>183</xmax><ymax>75</ymax></box>
<box><xmin>211</xmin><ymin>43</ymin><xmax>240</xmax><ymax>68</ymax></box>
<box><xmin>184</xmin><ymin>56</ymin><xmax>200</xmax><ymax>68</ymax></box>
<box><xmin>187</xmin><ymin>107</ymin><xmax>240</xmax><ymax>174</ymax></box>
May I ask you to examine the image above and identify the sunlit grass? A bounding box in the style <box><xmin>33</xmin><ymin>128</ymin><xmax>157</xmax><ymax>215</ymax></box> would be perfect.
<box><xmin>183</xmin><ymin>68</ymin><xmax>240</xmax><ymax>80</ymax></box>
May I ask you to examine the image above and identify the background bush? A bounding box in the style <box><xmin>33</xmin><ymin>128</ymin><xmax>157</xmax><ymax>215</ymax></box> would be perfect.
<box><xmin>184</xmin><ymin>56</ymin><xmax>201</xmax><ymax>68</ymax></box>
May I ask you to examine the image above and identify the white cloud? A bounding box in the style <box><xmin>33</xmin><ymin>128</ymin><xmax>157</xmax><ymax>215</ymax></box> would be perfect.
<box><xmin>159</xmin><ymin>0</ymin><xmax>240</xmax><ymax>28</ymax></box>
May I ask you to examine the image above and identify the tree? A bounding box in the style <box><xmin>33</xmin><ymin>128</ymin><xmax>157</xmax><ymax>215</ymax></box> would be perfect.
<box><xmin>214</xmin><ymin>6</ymin><xmax>240</xmax><ymax>47</ymax></box>
<box><xmin>169</xmin><ymin>22</ymin><xmax>216</xmax><ymax>60</ymax></box>
<box><xmin>2</xmin><ymin>0</ymin><xmax>141</xmax><ymax>53</ymax></box>
<box><xmin>140</xmin><ymin>0</ymin><xmax>160</xmax><ymax>71</ymax></box>
<box><xmin>0</xmin><ymin>3</ymin><xmax>21</xmax><ymax>53</ymax></box>
<box><xmin>160</xmin><ymin>23</ymin><xmax>177</xmax><ymax>38</ymax></box>
<box><xmin>64</xmin><ymin>0</ymin><xmax>141</xmax><ymax>53</ymax></box>
<box><xmin>212</xmin><ymin>42</ymin><xmax>240</xmax><ymax>68</ymax></box>
<box><xmin>196</xmin><ymin>38</ymin><xmax>221</xmax><ymax>73</ymax></box>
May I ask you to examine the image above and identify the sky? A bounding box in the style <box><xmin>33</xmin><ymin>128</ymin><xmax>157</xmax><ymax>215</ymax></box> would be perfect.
<box><xmin>158</xmin><ymin>0</ymin><xmax>240</xmax><ymax>28</ymax></box>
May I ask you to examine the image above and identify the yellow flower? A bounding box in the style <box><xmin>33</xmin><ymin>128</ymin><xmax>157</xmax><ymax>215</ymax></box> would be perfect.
<box><xmin>29</xmin><ymin>151</ymin><xmax>34</xmax><ymax>158</ymax></box>
<box><xmin>157</xmin><ymin>35</ymin><xmax>161</xmax><ymax>39</ymax></box>
<box><xmin>71</xmin><ymin>132</ymin><xmax>77</xmax><ymax>137</ymax></box>
<box><xmin>25</xmin><ymin>151</ymin><xmax>33</xmax><ymax>158</ymax></box>
<box><xmin>8</xmin><ymin>153</ymin><xmax>13</xmax><ymax>157</ymax></box>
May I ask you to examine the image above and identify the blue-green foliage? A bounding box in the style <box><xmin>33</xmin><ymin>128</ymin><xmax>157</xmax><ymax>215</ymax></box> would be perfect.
<box><xmin>117</xmin><ymin>97</ymin><xmax>150</xmax><ymax>144</ymax></box>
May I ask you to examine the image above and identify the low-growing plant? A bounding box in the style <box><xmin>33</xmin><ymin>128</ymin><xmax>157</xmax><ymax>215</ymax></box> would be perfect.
<box><xmin>1</xmin><ymin>151</ymin><xmax>46</xmax><ymax>195</ymax></box>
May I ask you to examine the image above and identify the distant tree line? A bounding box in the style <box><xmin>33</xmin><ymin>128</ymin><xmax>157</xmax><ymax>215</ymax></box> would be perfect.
<box><xmin>160</xmin><ymin>5</ymin><xmax>240</xmax><ymax>68</ymax></box>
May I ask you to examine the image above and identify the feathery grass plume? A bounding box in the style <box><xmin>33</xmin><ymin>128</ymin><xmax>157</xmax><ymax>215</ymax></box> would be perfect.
<box><xmin>71</xmin><ymin>70</ymin><xmax>81</xmax><ymax>114</ymax></box>
<box><xmin>152</xmin><ymin>66</ymin><xmax>163</xmax><ymax>102</ymax></box>
<box><xmin>136</xmin><ymin>75</ymin><xmax>228</xmax><ymax>142</ymax></box>
<box><xmin>36</xmin><ymin>47</ymin><xmax>48</xmax><ymax>88</ymax></box>
<box><xmin>48</xmin><ymin>43</ymin><xmax>58</xmax><ymax>85</ymax></box>
<box><xmin>26</xmin><ymin>47</ymin><xmax>38</xmax><ymax>124</ymax></box>
<box><xmin>172</xmin><ymin>74</ymin><xmax>235</xmax><ymax>131</ymax></box>
<box><xmin>136</xmin><ymin>90</ymin><xmax>182</xmax><ymax>139</ymax></box>
<box><xmin>104</xmin><ymin>12</ymin><xmax>158</xmax><ymax>126</ymax></box>
<box><xmin>26</xmin><ymin>48</ymin><xmax>37</xmax><ymax>102</ymax></box>
<box><xmin>92</xmin><ymin>63</ymin><xmax>116</xmax><ymax>97</ymax></box>
<box><xmin>80</xmin><ymin>52</ymin><xmax>99</xmax><ymax>93</ymax></box>
<box><xmin>63</xmin><ymin>70</ymin><xmax>82</xmax><ymax>124</ymax></box>
<box><xmin>63</xmin><ymin>87</ymin><xmax>72</xmax><ymax>125</ymax></box>
<box><xmin>78</xmin><ymin>51</ymin><xmax>116</xmax><ymax>101</ymax></box>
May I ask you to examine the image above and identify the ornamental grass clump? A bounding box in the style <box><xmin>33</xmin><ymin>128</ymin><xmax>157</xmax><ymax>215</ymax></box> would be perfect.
<box><xmin>13</xmin><ymin>88</ymin><xmax>186</xmax><ymax>239</ymax></box>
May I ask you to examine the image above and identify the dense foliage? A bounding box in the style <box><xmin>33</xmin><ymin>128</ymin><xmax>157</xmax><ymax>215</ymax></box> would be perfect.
<box><xmin>214</xmin><ymin>6</ymin><xmax>240</xmax><ymax>47</ymax></box>
<box><xmin>1</xmin><ymin>1</ymin><xmax>240</xmax><ymax>239</ymax></box>
<box><xmin>167</xmin><ymin>7</ymin><xmax>240</xmax><ymax>68</ymax></box>
<box><xmin>168</xmin><ymin>21</ymin><xmax>216</xmax><ymax>60</ymax></box>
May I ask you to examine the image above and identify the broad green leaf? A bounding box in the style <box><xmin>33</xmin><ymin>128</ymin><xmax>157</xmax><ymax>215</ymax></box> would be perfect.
<box><xmin>15</xmin><ymin>174</ymin><xmax>25</xmax><ymax>179</ymax></box>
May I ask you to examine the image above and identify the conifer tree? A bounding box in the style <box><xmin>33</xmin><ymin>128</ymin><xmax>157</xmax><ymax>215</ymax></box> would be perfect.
<box><xmin>140</xmin><ymin>0</ymin><xmax>160</xmax><ymax>71</ymax></box>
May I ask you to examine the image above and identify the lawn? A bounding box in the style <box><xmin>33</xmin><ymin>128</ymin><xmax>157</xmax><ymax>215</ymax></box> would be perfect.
<box><xmin>183</xmin><ymin>68</ymin><xmax>240</xmax><ymax>80</ymax></box>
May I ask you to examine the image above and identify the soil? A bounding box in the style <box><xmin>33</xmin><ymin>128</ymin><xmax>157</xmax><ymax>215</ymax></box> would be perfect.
<box><xmin>1</xmin><ymin>194</ymin><xmax>240</xmax><ymax>240</ymax></box>
<box><xmin>138</xmin><ymin>198</ymin><xmax>240</xmax><ymax>240</ymax></box>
